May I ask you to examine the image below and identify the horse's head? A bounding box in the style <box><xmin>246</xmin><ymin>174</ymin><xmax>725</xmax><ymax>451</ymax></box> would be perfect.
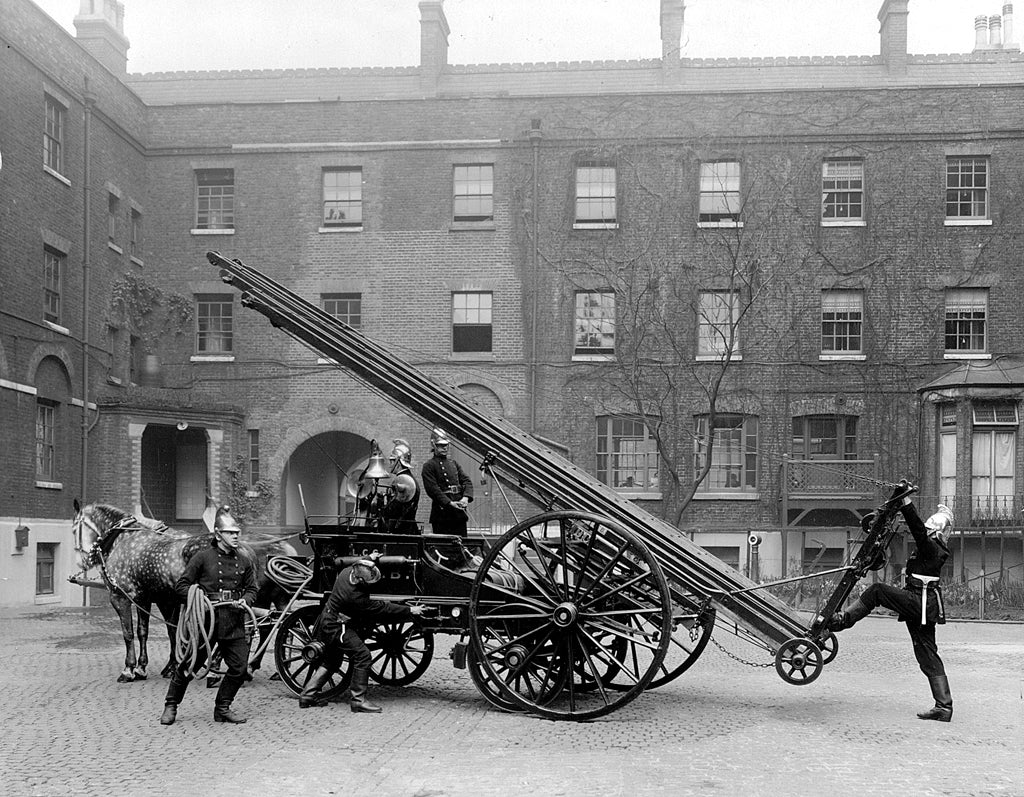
<box><xmin>73</xmin><ymin>501</ymin><xmax>132</xmax><ymax>570</ymax></box>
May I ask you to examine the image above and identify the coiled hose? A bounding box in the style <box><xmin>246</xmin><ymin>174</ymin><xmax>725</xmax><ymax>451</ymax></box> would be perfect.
<box><xmin>174</xmin><ymin>584</ymin><xmax>258</xmax><ymax>679</ymax></box>
<box><xmin>266</xmin><ymin>555</ymin><xmax>314</xmax><ymax>592</ymax></box>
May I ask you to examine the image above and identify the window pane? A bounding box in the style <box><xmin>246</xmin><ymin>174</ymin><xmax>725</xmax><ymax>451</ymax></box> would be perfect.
<box><xmin>821</xmin><ymin>290</ymin><xmax>863</xmax><ymax>353</ymax></box>
<box><xmin>44</xmin><ymin>96</ymin><xmax>64</xmax><ymax>173</ymax></box>
<box><xmin>574</xmin><ymin>291</ymin><xmax>615</xmax><ymax>354</ymax></box>
<box><xmin>35</xmin><ymin>400</ymin><xmax>56</xmax><ymax>480</ymax></box>
<box><xmin>699</xmin><ymin>162</ymin><xmax>741</xmax><ymax>223</ymax></box>
<box><xmin>196</xmin><ymin>169</ymin><xmax>235</xmax><ymax>229</ymax></box>
<box><xmin>452</xmin><ymin>292</ymin><xmax>492</xmax><ymax>353</ymax></box>
<box><xmin>323</xmin><ymin>168</ymin><xmax>363</xmax><ymax>226</ymax></box>
<box><xmin>43</xmin><ymin>248</ymin><xmax>62</xmax><ymax>325</ymax></box>
<box><xmin>945</xmin><ymin>157</ymin><xmax>988</xmax><ymax>219</ymax></box>
<box><xmin>596</xmin><ymin>416</ymin><xmax>660</xmax><ymax>492</ymax></box>
<box><xmin>575</xmin><ymin>165</ymin><xmax>616</xmax><ymax>224</ymax></box>
<box><xmin>944</xmin><ymin>288</ymin><xmax>987</xmax><ymax>352</ymax></box>
<box><xmin>822</xmin><ymin>159</ymin><xmax>864</xmax><ymax>220</ymax></box>
<box><xmin>453</xmin><ymin>164</ymin><xmax>494</xmax><ymax>222</ymax></box>
<box><xmin>196</xmin><ymin>295</ymin><xmax>234</xmax><ymax>353</ymax></box>
<box><xmin>698</xmin><ymin>291</ymin><xmax>738</xmax><ymax>356</ymax></box>
<box><xmin>695</xmin><ymin>414</ymin><xmax>758</xmax><ymax>491</ymax></box>
<box><xmin>36</xmin><ymin>543</ymin><xmax>57</xmax><ymax>595</ymax></box>
<box><xmin>322</xmin><ymin>292</ymin><xmax>362</xmax><ymax>329</ymax></box>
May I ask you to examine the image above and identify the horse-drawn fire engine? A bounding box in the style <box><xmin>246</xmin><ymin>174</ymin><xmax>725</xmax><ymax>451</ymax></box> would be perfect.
<box><xmin>206</xmin><ymin>251</ymin><xmax>914</xmax><ymax>721</ymax></box>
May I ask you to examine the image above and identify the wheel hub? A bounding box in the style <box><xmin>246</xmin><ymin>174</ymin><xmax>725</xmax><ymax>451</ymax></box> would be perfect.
<box><xmin>552</xmin><ymin>602</ymin><xmax>578</xmax><ymax>628</ymax></box>
<box><xmin>504</xmin><ymin>644</ymin><xmax>529</xmax><ymax>669</ymax></box>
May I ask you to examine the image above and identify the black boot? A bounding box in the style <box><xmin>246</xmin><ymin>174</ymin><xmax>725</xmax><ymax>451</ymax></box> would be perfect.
<box><xmin>213</xmin><ymin>676</ymin><xmax>247</xmax><ymax>723</ymax></box>
<box><xmin>349</xmin><ymin>668</ymin><xmax>382</xmax><ymax>714</ymax></box>
<box><xmin>917</xmin><ymin>675</ymin><xmax>953</xmax><ymax>722</ymax></box>
<box><xmin>829</xmin><ymin>599</ymin><xmax>871</xmax><ymax>631</ymax></box>
<box><xmin>299</xmin><ymin>666</ymin><xmax>332</xmax><ymax>708</ymax></box>
<box><xmin>160</xmin><ymin>669</ymin><xmax>189</xmax><ymax>725</ymax></box>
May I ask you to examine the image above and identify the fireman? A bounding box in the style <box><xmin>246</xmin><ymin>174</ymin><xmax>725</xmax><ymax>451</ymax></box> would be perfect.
<box><xmin>380</xmin><ymin>438</ymin><xmax>420</xmax><ymax>533</ymax></box>
<box><xmin>830</xmin><ymin>483</ymin><xmax>954</xmax><ymax>722</ymax></box>
<box><xmin>421</xmin><ymin>428</ymin><xmax>473</xmax><ymax>536</ymax></box>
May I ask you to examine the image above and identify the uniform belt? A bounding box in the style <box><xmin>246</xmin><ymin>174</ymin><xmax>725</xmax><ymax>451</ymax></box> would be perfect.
<box><xmin>212</xmin><ymin>589</ymin><xmax>243</xmax><ymax>602</ymax></box>
<box><xmin>906</xmin><ymin>575</ymin><xmax>943</xmax><ymax>625</ymax></box>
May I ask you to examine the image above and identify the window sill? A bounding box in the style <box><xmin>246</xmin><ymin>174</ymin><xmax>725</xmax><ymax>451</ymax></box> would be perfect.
<box><xmin>615</xmin><ymin>491</ymin><xmax>662</xmax><ymax>500</ymax></box>
<box><xmin>450</xmin><ymin>352</ymin><xmax>495</xmax><ymax>362</ymax></box>
<box><xmin>698</xmin><ymin>221</ymin><xmax>743</xmax><ymax>229</ymax></box>
<box><xmin>821</xmin><ymin>219</ymin><xmax>866</xmax><ymax>227</ymax></box>
<box><xmin>35</xmin><ymin>480</ymin><xmax>63</xmax><ymax>490</ymax></box>
<box><xmin>107</xmin><ymin>241</ymin><xmax>123</xmax><ymax>254</ymax></box>
<box><xmin>190</xmin><ymin>228</ymin><xmax>236</xmax><ymax>235</ymax></box>
<box><xmin>572</xmin><ymin>353</ymin><xmax>615</xmax><ymax>362</ymax></box>
<box><xmin>43</xmin><ymin>320</ymin><xmax>70</xmax><ymax>336</ymax></box>
<box><xmin>944</xmin><ymin>219</ymin><xmax>992</xmax><ymax>227</ymax></box>
<box><xmin>130</xmin><ymin>256</ymin><xmax>144</xmax><ymax>267</ymax></box>
<box><xmin>43</xmin><ymin>165</ymin><xmax>71</xmax><ymax>186</ymax></box>
<box><xmin>944</xmin><ymin>352</ymin><xmax>991</xmax><ymax>360</ymax></box>
<box><xmin>34</xmin><ymin>595</ymin><xmax>63</xmax><ymax>605</ymax></box>
<box><xmin>819</xmin><ymin>353</ymin><xmax>866</xmax><ymax>361</ymax></box>
<box><xmin>190</xmin><ymin>354</ymin><xmax>236</xmax><ymax>362</ymax></box>
<box><xmin>318</xmin><ymin>226</ymin><xmax>363</xmax><ymax>233</ymax></box>
<box><xmin>572</xmin><ymin>222</ymin><xmax>619</xmax><ymax>231</ymax></box>
<box><xmin>693</xmin><ymin>492</ymin><xmax>760</xmax><ymax>501</ymax></box>
<box><xmin>696</xmin><ymin>354</ymin><xmax>741</xmax><ymax>362</ymax></box>
<box><xmin>449</xmin><ymin>222</ymin><xmax>496</xmax><ymax>232</ymax></box>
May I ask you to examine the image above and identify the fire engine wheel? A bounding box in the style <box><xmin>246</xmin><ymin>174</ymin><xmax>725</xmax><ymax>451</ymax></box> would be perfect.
<box><xmin>365</xmin><ymin>621</ymin><xmax>434</xmax><ymax>686</ymax></box>
<box><xmin>818</xmin><ymin>631</ymin><xmax>839</xmax><ymax>664</ymax></box>
<box><xmin>274</xmin><ymin>604</ymin><xmax>351</xmax><ymax>699</ymax></box>
<box><xmin>469</xmin><ymin>511</ymin><xmax>673</xmax><ymax>721</ymax></box>
<box><xmin>465</xmin><ymin>608</ymin><xmax>566</xmax><ymax>713</ymax></box>
<box><xmin>645</xmin><ymin>602</ymin><xmax>715</xmax><ymax>689</ymax></box>
<box><xmin>774</xmin><ymin>637</ymin><xmax>824</xmax><ymax>685</ymax></box>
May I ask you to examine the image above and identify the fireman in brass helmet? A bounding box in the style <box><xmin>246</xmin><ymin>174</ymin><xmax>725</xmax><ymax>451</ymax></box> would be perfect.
<box><xmin>381</xmin><ymin>438</ymin><xmax>420</xmax><ymax>533</ymax></box>
<box><xmin>830</xmin><ymin>482</ymin><xmax>955</xmax><ymax>722</ymax></box>
<box><xmin>421</xmin><ymin>428</ymin><xmax>473</xmax><ymax>536</ymax></box>
<box><xmin>160</xmin><ymin>506</ymin><xmax>257</xmax><ymax>726</ymax></box>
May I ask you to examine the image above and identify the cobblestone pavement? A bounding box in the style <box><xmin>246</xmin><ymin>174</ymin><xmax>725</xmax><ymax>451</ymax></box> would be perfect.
<box><xmin>0</xmin><ymin>605</ymin><xmax>1020</xmax><ymax>797</ymax></box>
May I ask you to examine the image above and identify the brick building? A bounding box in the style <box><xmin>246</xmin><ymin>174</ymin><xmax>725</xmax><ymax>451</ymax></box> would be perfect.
<box><xmin>2</xmin><ymin>0</ymin><xmax>1022</xmax><ymax>606</ymax></box>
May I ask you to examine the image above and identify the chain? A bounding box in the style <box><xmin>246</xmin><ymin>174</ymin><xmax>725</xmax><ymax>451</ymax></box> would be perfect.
<box><xmin>708</xmin><ymin>635</ymin><xmax>775</xmax><ymax>669</ymax></box>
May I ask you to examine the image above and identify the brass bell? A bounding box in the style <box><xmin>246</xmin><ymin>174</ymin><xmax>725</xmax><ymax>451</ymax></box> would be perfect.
<box><xmin>363</xmin><ymin>454</ymin><xmax>389</xmax><ymax>480</ymax></box>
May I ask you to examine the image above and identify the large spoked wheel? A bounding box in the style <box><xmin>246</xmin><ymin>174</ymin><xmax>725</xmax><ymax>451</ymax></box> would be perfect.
<box><xmin>645</xmin><ymin>601</ymin><xmax>715</xmax><ymax>690</ymax></box>
<box><xmin>774</xmin><ymin>637</ymin><xmax>824</xmax><ymax>685</ymax></box>
<box><xmin>274</xmin><ymin>604</ymin><xmax>351</xmax><ymax>699</ymax></box>
<box><xmin>365</xmin><ymin>621</ymin><xmax>434</xmax><ymax>686</ymax></box>
<box><xmin>469</xmin><ymin>511</ymin><xmax>673</xmax><ymax>721</ymax></box>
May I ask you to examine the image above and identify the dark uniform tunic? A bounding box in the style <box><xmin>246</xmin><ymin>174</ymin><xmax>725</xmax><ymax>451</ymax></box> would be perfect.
<box><xmin>174</xmin><ymin>542</ymin><xmax>258</xmax><ymax>677</ymax></box>
<box><xmin>858</xmin><ymin>501</ymin><xmax>950</xmax><ymax>677</ymax></box>
<box><xmin>380</xmin><ymin>482</ymin><xmax>420</xmax><ymax>533</ymax></box>
<box><xmin>421</xmin><ymin>455</ymin><xmax>473</xmax><ymax>536</ymax></box>
<box><xmin>316</xmin><ymin>565</ymin><xmax>415</xmax><ymax>674</ymax></box>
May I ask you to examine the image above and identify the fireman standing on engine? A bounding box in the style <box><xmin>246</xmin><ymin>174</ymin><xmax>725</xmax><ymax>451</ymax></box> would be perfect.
<box><xmin>298</xmin><ymin>559</ymin><xmax>426</xmax><ymax>712</ymax></box>
<box><xmin>830</xmin><ymin>482</ymin><xmax>955</xmax><ymax>722</ymax></box>
<box><xmin>421</xmin><ymin>428</ymin><xmax>473</xmax><ymax>536</ymax></box>
<box><xmin>381</xmin><ymin>438</ymin><xmax>420</xmax><ymax>533</ymax></box>
<box><xmin>160</xmin><ymin>506</ymin><xmax>257</xmax><ymax>726</ymax></box>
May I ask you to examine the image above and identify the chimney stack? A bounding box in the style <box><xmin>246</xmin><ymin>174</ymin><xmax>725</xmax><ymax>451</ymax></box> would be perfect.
<box><xmin>878</xmin><ymin>0</ymin><xmax>909</xmax><ymax>75</ymax></box>
<box><xmin>989</xmin><ymin>14</ymin><xmax>1003</xmax><ymax>45</ymax></box>
<box><xmin>975</xmin><ymin>15</ymin><xmax>991</xmax><ymax>48</ymax></box>
<box><xmin>1004</xmin><ymin>3</ymin><xmax>1015</xmax><ymax>44</ymax></box>
<box><xmin>73</xmin><ymin>0</ymin><xmax>129</xmax><ymax>76</ymax></box>
<box><xmin>419</xmin><ymin>0</ymin><xmax>449</xmax><ymax>94</ymax></box>
<box><xmin>660</xmin><ymin>0</ymin><xmax>684</xmax><ymax>70</ymax></box>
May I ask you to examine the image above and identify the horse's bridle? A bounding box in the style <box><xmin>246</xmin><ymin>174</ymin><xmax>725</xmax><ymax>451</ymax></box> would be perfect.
<box><xmin>74</xmin><ymin>512</ymin><xmax>135</xmax><ymax>570</ymax></box>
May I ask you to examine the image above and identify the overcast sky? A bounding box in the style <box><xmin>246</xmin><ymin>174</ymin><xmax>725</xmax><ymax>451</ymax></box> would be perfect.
<box><xmin>31</xmin><ymin>0</ymin><xmax>1005</xmax><ymax>74</ymax></box>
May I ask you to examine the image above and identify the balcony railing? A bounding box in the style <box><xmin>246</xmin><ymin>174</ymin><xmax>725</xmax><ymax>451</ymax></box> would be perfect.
<box><xmin>782</xmin><ymin>458</ymin><xmax>878</xmax><ymax>499</ymax></box>
<box><xmin>917</xmin><ymin>494</ymin><xmax>1023</xmax><ymax>530</ymax></box>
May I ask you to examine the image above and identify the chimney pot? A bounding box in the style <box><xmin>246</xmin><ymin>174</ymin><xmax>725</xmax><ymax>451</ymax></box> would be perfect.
<box><xmin>975</xmin><ymin>15</ymin><xmax>990</xmax><ymax>49</ymax></box>
<box><xmin>1003</xmin><ymin>3</ymin><xmax>1015</xmax><ymax>45</ymax></box>
<box><xmin>989</xmin><ymin>14</ymin><xmax>1003</xmax><ymax>46</ymax></box>
<box><xmin>73</xmin><ymin>0</ymin><xmax>129</xmax><ymax>75</ymax></box>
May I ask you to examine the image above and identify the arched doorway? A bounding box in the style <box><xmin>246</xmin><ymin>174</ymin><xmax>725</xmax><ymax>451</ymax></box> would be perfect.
<box><xmin>282</xmin><ymin>430</ymin><xmax>372</xmax><ymax>524</ymax></box>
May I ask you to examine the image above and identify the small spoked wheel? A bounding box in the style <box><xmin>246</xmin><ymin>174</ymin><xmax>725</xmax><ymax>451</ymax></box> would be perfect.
<box><xmin>273</xmin><ymin>604</ymin><xmax>351</xmax><ymax>699</ymax></box>
<box><xmin>775</xmin><ymin>637</ymin><xmax>824</xmax><ymax>685</ymax></box>
<box><xmin>817</xmin><ymin>631</ymin><xmax>839</xmax><ymax>665</ymax></box>
<box><xmin>469</xmin><ymin>511</ymin><xmax>672</xmax><ymax>721</ymax></box>
<box><xmin>365</xmin><ymin>621</ymin><xmax>434</xmax><ymax>686</ymax></box>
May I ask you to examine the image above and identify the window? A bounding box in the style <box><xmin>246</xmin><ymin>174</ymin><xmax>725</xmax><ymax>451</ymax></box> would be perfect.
<box><xmin>946</xmin><ymin>157</ymin><xmax>988</xmax><ymax>221</ymax></box>
<box><xmin>129</xmin><ymin>335</ymin><xmax>142</xmax><ymax>385</ymax></box>
<box><xmin>822</xmin><ymin>159</ymin><xmax>864</xmax><ymax>222</ymax></box>
<box><xmin>35</xmin><ymin>399</ymin><xmax>57</xmax><ymax>480</ymax></box>
<box><xmin>195</xmin><ymin>294</ymin><xmax>233</xmax><ymax>354</ymax></box>
<box><xmin>821</xmin><ymin>290</ymin><xmax>863</xmax><ymax>355</ymax></box>
<box><xmin>322</xmin><ymin>293</ymin><xmax>362</xmax><ymax>329</ymax></box>
<box><xmin>43</xmin><ymin>247</ymin><xmax>63</xmax><ymax>325</ymax></box>
<box><xmin>248</xmin><ymin>429</ymin><xmax>261</xmax><ymax>488</ymax></box>
<box><xmin>322</xmin><ymin>168</ymin><xmax>362</xmax><ymax>228</ymax></box>
<box><xmin>108</xmin><ymin>193</ymin><xmax>120</xmax><ymax>246</ymax></box>
<box><xmin>938</xmin><ymin>404</ymin><xmax>957</xmax><ymax>506</ymax></box>
<box><xmin>596</xmin><ymin>416</ymin><xmax>660</xmax><ymax>493</ymax></box>
<box><xmin>792</xmin><ymin>415</ymin><xmax>858</xmax><ymax>460</ymax></box>
<box><xmin>971</xmin><ymin>402</ymin><xmax>1017</xmax><ymax>520</ymax></box>
<box><xmin>944</xmin><ymin>288</ymin><xmax>987</xmax><ymax>354</ymax></box>
<box><xmin>195</xmin><ymin>169</ymin><xmax>235</xmax><ymax>230</ymax></box>
<box><xmin>130</xmin><ymin>209</ymin><xmax>142</xmax><ymax>259</ymax></box>
<box><xmin>453</xmin><ymin>164</ymin><xmax>493</xmax><ymax>223</ymax></box>
<box><xmin>695</xmin><ymin>414</ymin><xmax>758</xmax><ymax>493</ymax></box>
<box><xmin>452</xmin><ymin>292</ymin><xmax>492</xmax><ymax>354</ymax></box>
<box><xmin>699</xmin><ymin>161</ymin><xmax>741</xmax><ymax>225</ymax></box>
<box><xmin>574</xmin><ymin>291</ymin><xmax>615</xmax><ymax>356</ymax></box>
<box><xmin>697</xmin><ymin>291</ymin><xmax>739</xmax><ymax>359</ymax></box>
<box><xmin>574</xmin><ymin>163</ymin><xmax>616</xmax><ymax>227</ymax></box>
<box><xmin>36</xmin><ymin>543</ymin><xmax>57</xmax><ymax>595</ymax></box>
<box><xmin>44</xmin><ymin>94</ymin><xmax>65</xmax><ymax>175</ymax></box>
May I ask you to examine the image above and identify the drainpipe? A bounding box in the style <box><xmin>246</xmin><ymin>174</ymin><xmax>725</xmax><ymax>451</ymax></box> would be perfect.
<box><xmin>81</xmin><ymin>78</ymin><xmax>96</xmax><ymax>502</ymax></box>
<box><xmin>528</xmin><ymin>119</ymin><xmax>542</xmax><ymax>433</ymax></box>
